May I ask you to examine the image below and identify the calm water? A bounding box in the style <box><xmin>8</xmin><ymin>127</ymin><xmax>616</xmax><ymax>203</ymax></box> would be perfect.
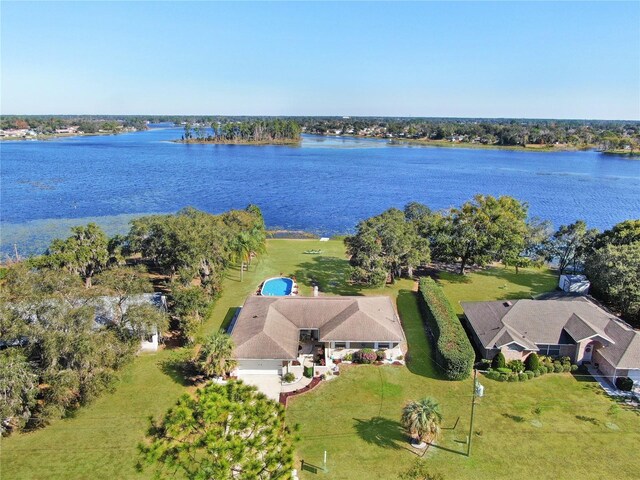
<box><xmin>1</xmin><ymin>127</ymin><xmax>639</xmax><ymax>256</ymax></box>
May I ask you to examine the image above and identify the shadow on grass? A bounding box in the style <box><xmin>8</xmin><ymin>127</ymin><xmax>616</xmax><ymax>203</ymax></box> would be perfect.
<box><xmin>220</xmin><ymin>307</ymin><xmax>240</xmax><ymax>332</ymax></box>
<box><xmin>502</xmin><ymin>413</ymin><xmax>525</xmax><ymax>423</ymax></box>
<box><xmin>576</xmin><ymin>415</ymin><xmax>600</xmax><ymax>425</ymax></box>
<box><xmin>353</xmin><ymin>416</ymin><xmax>404</xmax><ymax>450</ymax></box>
<box><xmin>293</xmin><ymin>256</ymin><xmax>363</xmax><ymax>296</ymax></box>
<box><xmin>158</xmin><ymin>351</ymin><xmax>193</xmax><ymax>387</ymax></box>
<box><xmin>397</xmin><ymin>289</ymin><xmax>444</xmax><ymax>380</ymax></box>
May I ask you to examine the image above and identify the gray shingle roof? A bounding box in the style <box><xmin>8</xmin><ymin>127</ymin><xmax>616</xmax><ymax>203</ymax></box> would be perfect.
<box><xmin>462</xmin><ymin>297</ymin><xmax>640</xmax><ymax>370</ymax></box>
<box><xmin>231</xmin><ymin>296</ymin><xmax>405</xmax><ymax>360</ymax></box>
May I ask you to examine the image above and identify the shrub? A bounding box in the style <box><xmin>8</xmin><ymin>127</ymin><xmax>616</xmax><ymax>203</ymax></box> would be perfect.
<box><xmin>376</xmin><ymin>350</ymin><xmax>386</xmax><ymax>361</ymax></box>
<box><xmin>498</xmin><ymin>374</ymin><xmax>508</xmax><ymax>382</ymax></box>
<box><xmin>525</xmin><ymin>353</ymin><xmax>540</xmax><ymax>371</ymax></box>
<box><xmin>353</xmin><ymin>349</ymin><xmax>377</xmax><ymax>364</ymax></box>
<box><xmin>524</xmin><ymin>370</ymin><xmax>535</xmax><ymax>380</ymax></box>
<box><xmin>476</xmin><ymin>359</ymin><xmax>492</xmax><ymax>370</ymax></box>
<box><xmin>562</xmin><ymin>364</ymin><xmax>571</xmax><ymax>372</ymax></box>
<box><xmin>570</xmin><ymin>364</ymin><xmax>578</xmax><ymax>372</ymax></box>
<box><xmin>484</xmin><ymin>370</ymin><xmax>501</xmax><ymax>381</ymax></box>
<box><xmin>518</xmin><ymin>372</ymin><xmax>527</xmax><ymax>381</ymax></box>
<box><xmin>282</xmin><ymin>372</ymin><xmax>295</xmax><ymax>383</ymax></box>
<box><xmin>418</xmin><ymin>278</ymin><xmax>474</xmax><ymax>380</ymax></box>
<box><xmin>396</xmin><ymin>355</ymin><xmax>404</xmax><ymax>361</ymax></box>
<box><xmin>507</xmin><ymin>359</ymin><xmax>525</xmax><ymax>373</ymax></box>
<box><xmin>492</xmin><ymin>352</ymin><xmax>506</xmax><ymax>370</ymax></box>
<box><xmin>343</xmin><ymin>353</ymin><xmax>353</xmax><ymax>362</ymax></box>
<box><xmin>553</xmin><ymin>362</ymin><xmax>564</xmax><ymax>373</ymax></box>
<box><xmin>538</xmin><ymin>366</ymin><xmax>547</xmax><ymax>374</ymax></box>
<box><xmin>507</xmin><ymin>374</ymin><xmax>519</xmax><ymax>382</ymax></box>
<box><xmin>533</xmin><ymin>369</ymin><xmax>541</xmax><ymax>377</ymax></box>
<box><xmin>615</xmin><ymin>377</ymin><xmax>634</xmax><ymax>392</ymax></box>
<box><xmin>497</xmin><ymin>367</ymin><xmax>511</xmax><ymax>374</ymax></box>
<box><xmin>560</xmin><ymin>356</ymin><xmax>572</xmax><ymax>364</ymax></box>
<box><xmin>303</xmin><ymin>366</ymin><xmax>313</xmax><ymax>378</ymax></box>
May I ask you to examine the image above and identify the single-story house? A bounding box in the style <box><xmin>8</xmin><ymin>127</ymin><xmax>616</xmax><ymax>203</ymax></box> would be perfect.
<box><xmin>1</xmin><ymin>293</ymin><xmax>166</xmax><ymax>353</ymax></box>
<box><xmin>462</xmin><ymin>296</ymin><xmax>640</xmax><ymax>386</ymax></box>
<box><xmin>229</xmin><ymin>295</ymin><xmax>406</xmax><ymax>376</ymax></box>
<box><xmin>94</xmin><ymin>293</ymin><xmax>167</xmax><ymax>352</ymax></box>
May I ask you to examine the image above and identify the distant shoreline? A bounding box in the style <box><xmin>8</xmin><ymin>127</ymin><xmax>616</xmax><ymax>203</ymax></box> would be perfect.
<box><xmin>173</xmin><ymin>138</ymin><xmax>300</xmax><ymax>146</ymax></box>
<box><xmin>0</xmin><ymin>130</ymin><xmax>135</xmax><ymax>142</ymax></box>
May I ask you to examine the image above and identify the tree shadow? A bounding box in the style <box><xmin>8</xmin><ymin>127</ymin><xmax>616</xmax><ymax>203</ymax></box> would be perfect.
<box><xmin>158</xmin><ymin>351</ymin><xmax>193</xmax><ymax>387</ymax></box>
<box><xmin>576</xmin><ymin>415</ymin><xmax>599</xmax><ymax>425</ymax></box>
<box><xmin>502</xmin><ymin>413</ymin><xmax>525</xmax><ymax>423</ymax></box>
<box><xmin>353</xmin><ymin>416</ymin><xmax>404</xmax><ymax>450</ymax></box>
<box><xmin>293</xmin><ymin>256</ymin><xmax>363</xmax><ymax>296</ymax></box>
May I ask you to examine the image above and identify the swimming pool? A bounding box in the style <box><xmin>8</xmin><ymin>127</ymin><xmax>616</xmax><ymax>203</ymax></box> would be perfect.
<box><xmin>261</xmin><ymin>277</ymin><xmax>294</xmax><ymax>296</ymax></box>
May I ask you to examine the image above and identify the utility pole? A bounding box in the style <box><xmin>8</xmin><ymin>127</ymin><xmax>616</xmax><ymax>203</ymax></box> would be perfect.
<box><xmin>467</xmin><ymin>368</ymin><xmax>478</xmax><ymax>457</ymax></box>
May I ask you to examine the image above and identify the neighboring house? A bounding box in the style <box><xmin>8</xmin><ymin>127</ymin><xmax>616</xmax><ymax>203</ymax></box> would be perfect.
<box><xmin>1</xmin><ymin>293</ymin><xmax>166</xmax><ymax>352</ymax></box>
<box><xmin>229</xmin><ymin>295</ymin><xmax>406</xmax><ymax>376</ymax></box>
<box><xmin>462</xmin><ymin>296</ymin><xmax>640</xmax><ymax>386</ymax></box>
<box><xmin>94</xmin><ymin>293</ymin><xmax>167</xmax><ymax>352</ymax></box>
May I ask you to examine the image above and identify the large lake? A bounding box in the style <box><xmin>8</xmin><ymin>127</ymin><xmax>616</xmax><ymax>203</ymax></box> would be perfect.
<box><xmin>1</xmin><ymin>127</ymin><xmax>639</xmax><ymax>256</ymax></box>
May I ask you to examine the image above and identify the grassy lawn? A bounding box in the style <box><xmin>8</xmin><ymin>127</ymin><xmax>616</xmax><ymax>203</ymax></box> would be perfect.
<box><xmin>2</xmin><ymin>240</ymin><xmax>639</xmax><ymax>479</ymax></box>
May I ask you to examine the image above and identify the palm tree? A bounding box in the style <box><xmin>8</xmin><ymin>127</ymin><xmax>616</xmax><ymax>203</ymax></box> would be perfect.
<box><xmin>231</xmin><ymin>232</ymin><xmax>253</xmax><ymax>282</ymax></box>
<box><xmin>401</xmin><ymin>397</ymin><xmax>442</xmax><ymax>445</ymax></box>
<box><xmin>194</xmin><ymin>330</ymin><xmax>237</xmax><ymax>379</ymax></box>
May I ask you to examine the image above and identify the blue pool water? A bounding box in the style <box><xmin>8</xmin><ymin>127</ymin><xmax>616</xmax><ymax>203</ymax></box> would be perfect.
<box><xmin>261</xmin><ymin>277</ymin><xmax>294</xmax><ymax>296</ymax></box>
<box><xmin>1</xmin><ymin>127</ymin><xmax>639</xmax><ymax>256</ymax></box>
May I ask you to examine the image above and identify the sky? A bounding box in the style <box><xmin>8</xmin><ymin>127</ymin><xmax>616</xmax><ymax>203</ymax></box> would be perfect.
<box><xmin>1</xmin><ymin>1</ymin><xmax>639</xmax><ymax>119</ymax></box>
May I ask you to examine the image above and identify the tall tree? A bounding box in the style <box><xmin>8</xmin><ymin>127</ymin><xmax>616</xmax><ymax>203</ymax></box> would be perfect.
<box><xmin>585</xmin><ymin>242</ymin><xmax>640</xmax><ymax>324</ymax></box>
<box><xmin>441</xmin><ymin>195</ymin><xmax>528</xmax><ymax>274</ymax></box>
<box><xmin>46</xmin><ymin>223</ymin><xmax>110</xmax><ymax>288</ymax></box>
<box><xmin>346</xmin><ymin>208</ymin><xmax>430</xmax><ymax>285</ymax></box>
<box><xmin>0</xmin><ymin>350</ymin><xmax>38</xmax><ymax>435</ymax></box>
<box><xmin>138</xmin><ymin>382</ymin><xmax>296</xmax><ymax>479</ymax></box>
<box><xmin>546</xmin><ymin>220</ymin><xmax>598</xmax><ymax>277</ymax></box>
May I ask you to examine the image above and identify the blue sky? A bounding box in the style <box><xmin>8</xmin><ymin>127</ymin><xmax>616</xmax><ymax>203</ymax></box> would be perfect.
<box><xmin>2</xmin><ymin>1</ymin><xmax>639</xmax><ymax>119</ymax></box>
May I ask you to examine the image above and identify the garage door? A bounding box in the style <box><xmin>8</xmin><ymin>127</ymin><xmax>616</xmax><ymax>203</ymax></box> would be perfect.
<box><xmin>238</xmin><ymin>359</ymin><xmax>283</xmax><ymax>375</ymax></box>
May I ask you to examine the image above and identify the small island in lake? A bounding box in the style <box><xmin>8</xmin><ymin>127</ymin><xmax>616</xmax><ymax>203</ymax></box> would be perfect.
<box><xmin>176</xmin><ymin>119</ymin><xmax>301</xmax><ymax>145</ymax></box>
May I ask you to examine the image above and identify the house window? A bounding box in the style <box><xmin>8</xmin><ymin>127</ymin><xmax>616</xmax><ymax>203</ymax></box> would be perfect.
<box><xmin>351</xmin><ymin>342</ymin><xmax>375</xmax><ymax>349</ymax></box>
<box><xmin>537</xmin><ymin>344</ymin><xmax>561</xmax><ymax>357</ymax></box>
<box><xmin>333</xmin><ymin>342</ymin><xmax>347</xmax><ymax>349</ymax></box>
<box><xmin>377</xmin><ymin>342</ymin><xmax>390</xmax><ymax>349</ymax></box>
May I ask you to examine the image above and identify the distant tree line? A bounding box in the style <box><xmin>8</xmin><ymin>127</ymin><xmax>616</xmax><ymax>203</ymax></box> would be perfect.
<box><xmin>302</xmin><ymin>117</ymin><xmax>640</xmax><ymax>152</ymax></box>
<box><xmin>0</xmin><ymin>205</ymin><xmax>266</xmax><ymax>435</ymax></box>
<box><xmin>1</xmin><ymin>116</ymin><xmax>147</xmax><ymax>134</ymax></box>
<box><xmin>181</xmin><ymin>119</ymin><xmax>301</xmax><ymax>143</ymax></box>
<box><xmin>346</xmin><ymin>198</ymin><xmax>639</xmax><ymax>324</ymax></box>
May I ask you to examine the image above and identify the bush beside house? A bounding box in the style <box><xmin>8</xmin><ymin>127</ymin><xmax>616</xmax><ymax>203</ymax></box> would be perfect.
<box><xmin>418</xmin><ymin>277</ymin><xmax>474</xmax><ymax>380</ymax></box>
<box><xmin>483</xmin><ymin>355</ymin><xmax>577</xmax><ymax>383</ymax></box>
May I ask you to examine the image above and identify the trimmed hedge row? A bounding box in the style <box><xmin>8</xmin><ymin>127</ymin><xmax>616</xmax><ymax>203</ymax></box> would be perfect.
<box><xmin>417</xmin><ymin>277</ymin><xmax>475</xmax><ymax>380</ymax></box>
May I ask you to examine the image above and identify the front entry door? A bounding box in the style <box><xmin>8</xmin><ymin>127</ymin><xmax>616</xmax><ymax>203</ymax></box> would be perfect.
<box><xmin>582</xmin><ymin>343</ymin><xmax>594</xmax><ymax>363</ymax></box>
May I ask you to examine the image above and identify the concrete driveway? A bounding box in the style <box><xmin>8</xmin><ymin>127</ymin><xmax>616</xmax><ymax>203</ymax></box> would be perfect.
<box><xmin>237</xmin><ymin>373</ymin><xmax>281</xmax><ymax>401</ymax></box>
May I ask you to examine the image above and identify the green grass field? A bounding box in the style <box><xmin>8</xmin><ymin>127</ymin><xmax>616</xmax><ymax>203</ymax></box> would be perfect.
<box><xmin>2</xmin><ymin>240</ymin><xmax>638</xmax><ymax>479</ymax></box>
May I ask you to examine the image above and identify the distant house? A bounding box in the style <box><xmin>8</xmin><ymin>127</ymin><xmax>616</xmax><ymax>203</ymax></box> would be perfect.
<box><xmin>229</xmin><ymin>295</ymin><xmax>406</xmax><ymax>376</ymax></box>
<box><xmin>462</xmin><ymin>297</ymin><xmax>640</xmax><ymax>386</ymax></box>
